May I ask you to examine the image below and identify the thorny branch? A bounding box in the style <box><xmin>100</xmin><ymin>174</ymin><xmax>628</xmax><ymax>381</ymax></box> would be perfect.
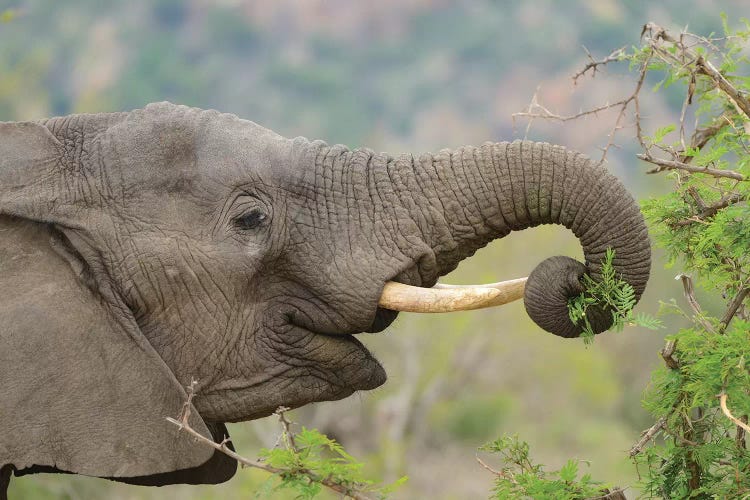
<box><xmin>640</xmin><ymin>155</ymin><xmax>746</xmax><ymax>180</ymax></box>
<box><xmin>629</xmin><ymin>417</ymin><xmax>667</xmax><ymax>457</ymax></box>
<box><xmin>644</xmin><ymin>22</ymin><xmax>750</xmax><ymax>120</ymax></box>
<box><xmin>166</xmin><ymin>379</ymin><xmax>375</xmax><ymax>500</ymax></box>
<box><xmin>572</xmin><ymin>46</ymin><xmax>626</xmax><ymax>84</ymax></box>
<box><xmin>516</xmin><ymin>20</ymin><xmax>750</xmax><ymax>493</ymax></box>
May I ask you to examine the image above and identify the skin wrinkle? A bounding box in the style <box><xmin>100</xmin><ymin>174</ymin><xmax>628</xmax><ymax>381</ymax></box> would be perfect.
<box><xmin>450</xmin><ymin>148</ymin><xmax>479</xmax><ymax>239</ymax></box>
<box><xmin>481</xmin><ymin>143</ymin><xmax>511</xmax><ymax>233</ymax></box>
<box><xmin>415</xmin><ymin>152</ymin><xmax>453</xmax><ymax>262</ymax></box>
<box><xmin>469</xmin><ymin>146</ymin><xmax>498</xmax><ymax>233</ymax></box>
<box><xmin>520</xmin><ymin>142</ymin><xmax>538</xmax><ymax>224</ymax></box>
<box><xmin>511</xmin><ymin>142</ymin><xmax>533</xmax><ymax>226</ymax></box>
<box><xmin>461</xmin><ymin>147</ymin><xmax>489</xmax><ymax>239</ymax></box>
<box><xmin>501</xmin><ymin>143</ymin><xmax>522</xmax><ymax>230</ymax></box>
<box><xmin>568</xmin><ymin>161</ymin><xmax>617</xmax><ymax>243</ymax></box>
<box><xmin>531</xmin><ymin>142</ymin><xmax>545</xmax><ymax>223</ymax></box>
<box><xmin>447</xmin><ymin>149</ymin><xmax>480</xmax><ymax>241</ymax></box>
<box><xmin>579</xmin><ymin>184</ymin><xmax>640</xmax><ymax>247</ymax></box>
<box><xmin>575</xmin><ymin>173</ymin><xmax>624</xmax><ymax>246</ymax></box>
<box><xmin>536</xmin><ymin>143</ymin><xmax>553</xmax><ymax>222</ymax></box>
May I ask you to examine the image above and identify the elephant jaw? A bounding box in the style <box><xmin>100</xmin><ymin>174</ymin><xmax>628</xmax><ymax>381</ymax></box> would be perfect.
<box><xmin>378</xmin><ymin>277</ymin><xmax>527</xmax><ymax>313</ymax></box>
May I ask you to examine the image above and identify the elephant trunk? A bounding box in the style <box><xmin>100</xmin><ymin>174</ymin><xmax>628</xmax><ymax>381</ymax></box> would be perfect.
<box><xmin>388</xmin><ymin>140</ymin><xmax>650</xmax><ymax>338</ymax></box>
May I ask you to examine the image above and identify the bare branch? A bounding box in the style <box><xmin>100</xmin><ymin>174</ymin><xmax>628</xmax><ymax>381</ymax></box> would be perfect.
<box><xmin>644</xmin><ymin>22</ymin><xmax>750</xmax><ymax>120</ymax></box>
<box><xmin>719</xmin><ymin>393</ymin><xmax>750</xmax><ymax>434</ymax></box>
<box><xmin>572</xmin><ymin>46</ymin><xmax>626</xmax><ymax>84</ymax></box>
<box><xmin>695</xmin><ymin>56</ymin><xmax>750</xmax><ymax>120</ymax></box>
<box><xmin>676</xmin><ymin>274</ymin><xmax>716</xmax><ymax>333</ymax></box>
<box><xmin>629</xmin><ymin>417</ymin><xmax>667</xmax><ymax>457</ymax></box>
<box><xmin>719</xmin><ymin>287</ymin><xmax>750</xmax><ymax>331</ymax></box>
<box><xmin>475</xmin><ymin>455</ymin><xmax>507</xmax><ymax>479</ymax></box>
<box><xmin>513</xmin><ymin>98</ymin><xmax>633</xmax><ymax>123</ymax></box>
<box><xmin>661</xmin><ymin>340</ymin><xmax>680</xmax><ymax>370</ymax></box>
<box><xmin>167</xmin><ymin>387</ymin><xmax>375</xmax><ymax>500</ymax></box>
<box><xmin>274</xmin><ymin>406</ymin><xmax>299</xmax><ymax>452</ymax></box>
<box><xmin>641</xmin><ymin>154</ymin><xmax>746</xmax><ymax>181</ymax></box>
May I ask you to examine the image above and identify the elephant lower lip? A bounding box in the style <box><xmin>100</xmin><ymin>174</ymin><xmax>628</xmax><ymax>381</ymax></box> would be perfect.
<box><xmin>366</xmin><ymin>307</ymin><xmax>399</xmax><ymax>333</ymax></box>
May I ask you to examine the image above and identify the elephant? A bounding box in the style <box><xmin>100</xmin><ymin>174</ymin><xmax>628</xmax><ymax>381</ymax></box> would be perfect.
<box><xmin>0</xmin><ymin>102</ymin><xmax>650</xmax><ymax>495</ymax></box>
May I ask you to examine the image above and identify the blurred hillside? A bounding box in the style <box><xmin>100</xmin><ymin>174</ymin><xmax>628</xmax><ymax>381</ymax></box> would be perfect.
<box><xmin>2</xmin><ymin>1</ymin><xmax>747</xmax><ymax>498</ymax></box>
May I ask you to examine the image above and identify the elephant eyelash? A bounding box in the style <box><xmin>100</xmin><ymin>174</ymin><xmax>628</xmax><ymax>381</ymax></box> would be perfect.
<box><xmin>233</xmin><ymin>209</ymin><xmax>268</xmax><ymax>230</ymax></box>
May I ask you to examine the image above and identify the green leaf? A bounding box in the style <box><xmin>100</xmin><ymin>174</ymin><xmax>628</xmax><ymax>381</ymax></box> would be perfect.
<box><xmin>653</xmin><ymin>124</ymin><xmax>676</xmax><ymax>143</ymax></box>
<box><xmin>558</xmin><ymin>460</ymin><xmax>579</xmax><ymax>483</ymax></box>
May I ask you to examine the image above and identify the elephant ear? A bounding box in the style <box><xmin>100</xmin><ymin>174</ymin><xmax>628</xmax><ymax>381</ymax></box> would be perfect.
<box><xmin>0</xmin><ymin>121</ymin><xmax>236</xmax><ymax>484</ymax></box>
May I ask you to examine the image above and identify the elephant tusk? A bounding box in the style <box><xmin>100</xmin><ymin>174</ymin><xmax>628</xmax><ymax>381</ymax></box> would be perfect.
<box><xmin>378</xmin><ymin>277</ymin><xmax>527</xmax><ymax>313</ymax></box>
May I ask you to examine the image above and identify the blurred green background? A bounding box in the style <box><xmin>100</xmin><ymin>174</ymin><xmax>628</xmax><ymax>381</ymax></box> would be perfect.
<box><xmin>2</xmin><ymin>0</ymin><xmax>745</xmax><ymax>498</ymax></box>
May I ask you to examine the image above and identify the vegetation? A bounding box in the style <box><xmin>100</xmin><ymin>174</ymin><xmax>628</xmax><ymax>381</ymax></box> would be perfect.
<box><xmin>629</xmin><ymin>19</ymin><xmax>750</xmax><ymax>498</ymax></box>
<box><xmin>568</xmin><ymin>248</ymin><xmax>662</xmax><ymax>343</ymax></box>
<box><xmin>479</xmin><ymin>435</ymin><xmax>620</xmax><ymax>499</ymax></box>
<box><xmin>508</xmin><ymin>15</ymin><xmax>750</xmax><ymax>499</ymax></box>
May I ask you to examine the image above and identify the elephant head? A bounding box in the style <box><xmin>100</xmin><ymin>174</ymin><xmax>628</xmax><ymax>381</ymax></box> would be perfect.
<box><xmin>0</xmin><ymin>102</ymin><xmax>650</xmax><ymax>488</ymax></box>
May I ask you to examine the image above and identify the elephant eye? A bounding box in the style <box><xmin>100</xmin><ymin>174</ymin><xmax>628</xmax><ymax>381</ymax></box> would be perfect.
<box><xmin>233</xmin><ymin>209</ymin><xmax>268</xmax><ymax>230</ymax></box>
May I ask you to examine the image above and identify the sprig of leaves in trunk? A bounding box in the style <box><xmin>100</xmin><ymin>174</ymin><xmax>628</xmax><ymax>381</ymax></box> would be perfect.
<box><xmin>567</xmin><ymin>248</ymin><xmax>661</xmax><ymax>343</ymax></box>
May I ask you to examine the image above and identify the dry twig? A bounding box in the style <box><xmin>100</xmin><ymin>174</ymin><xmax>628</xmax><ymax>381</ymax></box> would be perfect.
<box><xmin>572</xmin><ymin>46</ymin><xmax>626</xmax><ymax>84</ymax></box>
<box><xmin>641</xmin><ymin>155</ymin><xmax>746</xmax><ymax>180</ymax></box>
<box><xmin>676</xmin><ymin>274</ymin><xmax>716</xmax><ymax>333</ymax></box>
<box><xmin>719</xmin><ymin>287</ymin><xmax>750</xmax><ymax>331</ymax></box>
<box><xmin>660</xmin><ymin>340</ymin><xmax>680</xmax><ymax>370</ymax></box>
<box><xmin>719</xmin><ymin>393</ymin><xmax>750</xmax><ymax>434</ymax></box>
<box><xmin>629</xmin><ymin>417</ymin><xmax>667</xmax><ymax>457</ymax></box>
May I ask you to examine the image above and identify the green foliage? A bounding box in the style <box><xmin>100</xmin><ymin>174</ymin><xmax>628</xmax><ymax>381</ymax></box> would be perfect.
<box><xmin>625</xmin><ymin>17</ymin><xmax>750</xmax><ymax>498</ymax></box>
<box><xmin>480</xmin><ymin>435</ymin><xmax>617</xmax><ymax>499</ymax></box>
<box><xmin>256</xmin><ymin>415</ymin><xmax>407</xmax><ymax>499</ymax></box>
<box><xmin>520</xmin><ymin>15</ymin><xmax>750</xmax><ymax>498</ymax></box>
<box><xmin>636</xmin><ymin>323</ymin><xmax>750</xmax><ymax>497</ymax></box>
<box><xmin>568</xmin><ymin>248</ymin><xmax>662</xmax><ymax>343</ymax></box>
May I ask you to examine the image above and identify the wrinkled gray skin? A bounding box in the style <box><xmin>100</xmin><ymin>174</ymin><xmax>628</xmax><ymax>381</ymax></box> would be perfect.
<box><xmin>0</xmin><ymin>103</ymin><xmax>649</xmax><ymax>493</ymax></box>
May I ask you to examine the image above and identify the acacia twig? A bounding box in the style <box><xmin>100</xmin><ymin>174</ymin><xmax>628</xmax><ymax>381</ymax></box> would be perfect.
<box><xmin>644</xmin><ymin>22</ymin><xmax>750</xmax><ymax>120</ymax></box>
<box><xmin>719</xmin><ymin>393</ymin><xmax>750</xmax><ymax>434</ymax></box>
<box><xmin>513</xmin><ymin>97</ymin><xmax>633</xmax><ymax>123</ymax></box>
<box><xmin>641</xmin><ymin>155</ymin><xmax>746</xmax><ymax>180</ymax></box>
<box><xmin>719</xmin><ymin>287</ymin><xmax>750</xmax><ymax>331</ymax></box>
<box><xmin>573</xmin><ymin>46</ymin><xmax>626</xmax><ymax>84</ymax></box>
<box><xmin>661</xmin><ymin>340</ymin><xmax>680</xmax><ymax>370</ymax></box>
<box><xmin>629</xmin><ymin>417</ymin><xmax>667</xmax><ymax>457</ymax></box>
<box><xmin>475</xmin><ymin>456</ymin><xmax>508</xmax><ymax>479</ymax></box>
<box><xmin>676</xmin><ymin>274</ymin><xmax>716</xmax><ymax>333</ymax></box>
<box><xmin>167</xmin><ymin>382</ymin><xmax>374</xmax><ymax>500</ymax></box>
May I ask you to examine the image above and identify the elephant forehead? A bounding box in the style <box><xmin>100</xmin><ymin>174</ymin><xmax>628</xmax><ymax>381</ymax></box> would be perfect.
<box><xmin>197</xmin><ymin>123</ymin><xmax>296</xmax><ymax>183</ymax></box>
<box><xmin>103</xmin><ymin>104</ymin><xmax>293</xmax><ymax>190</ymax></box>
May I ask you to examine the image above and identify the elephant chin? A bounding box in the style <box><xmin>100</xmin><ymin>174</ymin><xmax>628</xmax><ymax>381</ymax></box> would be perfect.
<box><xmin>197</xmin><ymin>329</ymin><xmax>386</xmax><ymax>423</ymax></box>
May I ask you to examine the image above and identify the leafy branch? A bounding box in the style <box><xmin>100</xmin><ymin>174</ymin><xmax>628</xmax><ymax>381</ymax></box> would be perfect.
<box><xmin>517</xmin><ymin>16</ymin><xmax>750</xmax><ymax>497</ymax></box>
<box><xmin>167</xmin><ymin>380</ymin><xmax>405</xmax><ymax>499</ymax></box>
<box><xmin>567</xmin><ymin>248</ymin><xmax>662</xmax><ymax>343</ymax></box>
<box><xmin>478</xmin><ymin>435</ymin><xmax>626</xmax><ymax>499</ymax></box>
